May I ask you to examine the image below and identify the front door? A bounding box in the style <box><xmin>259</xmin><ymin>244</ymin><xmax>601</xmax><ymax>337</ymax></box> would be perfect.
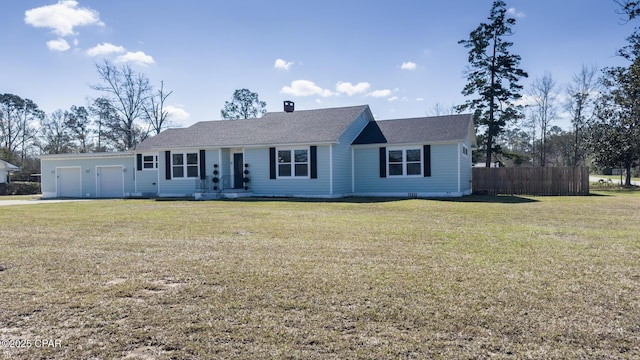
<box><xmin>233</xmin><ymin>153</ymin><xmax>243</xmax><ymax>189</ymax></box>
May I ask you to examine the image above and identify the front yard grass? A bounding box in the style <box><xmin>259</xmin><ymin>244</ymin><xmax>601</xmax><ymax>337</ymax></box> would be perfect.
<box><xmin>0</xmin><ymin>194</ymin><xmax>41</xmax><ymax>200</ymax></box>
<box><xmin>1</xmin><ymin>193</ymin><xmax>639</xmax><ymax>359</ymax></box>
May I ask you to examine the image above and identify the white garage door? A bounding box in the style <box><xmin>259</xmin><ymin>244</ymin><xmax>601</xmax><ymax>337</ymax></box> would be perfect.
<box><xmin>97</xmin><ymin>166</ymin><xmax>124</xmax><ymax>198</ymax></box>
<box><xmin>57</xmin><ymin>167</ymin><xmax>82</xmax><ymax>198</ymax></box>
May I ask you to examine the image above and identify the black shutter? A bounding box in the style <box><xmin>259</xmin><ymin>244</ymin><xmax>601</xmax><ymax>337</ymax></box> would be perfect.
<box><xmin>136</xmin><ymin>154</ymin><xmax>142</xmax><ymax>171</ymax></box>
<box><xmin>424</xmin><ymin>145</ymin><xmax>431</xmax><ymax>177</ymax></box>
<box><xmin>165</xmin><ymin>151</ymin><xmax>171</xmax><ymax>180</ymax></box>
<box><xmin>269</xmin><ymin>147</ymin><xmax>276</xmax><ymax>179</ymax></box>
<box><xmin>199</xmin><ymin>150</ymin><xmax>206</xmax><ymax>180</ymax></box>
<box><xmin>379</xmin><ymin>147</ymin><xmax>386</xmax><ymax>178</ymax></box>
<box><xmin>310</xmin><ymin>146</ymin><xmax>317</xmax><ymax>179</ymax></box>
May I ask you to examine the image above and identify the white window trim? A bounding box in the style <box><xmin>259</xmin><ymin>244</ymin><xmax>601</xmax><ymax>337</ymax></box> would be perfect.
<box><xmin>387</xmin><ymin>147</ymin><xmax>423</xmax><ymax>177</ymax></box>
<box><xmin>142</xmin><ymin>154</ymin><xmax>158</xmax><ymax>170</ymax></box>
<box><xmin>462</xmin><ymin>144</ymin><xmax>469</xmax><ymax>157</ymax></box>
<box><xmin>171</xmin><ymin>152</ymin><xmax>199</xmax><ymax>180</ymax></box>
<box><xmin>276</xmin><ymin>146</ymin><xmax>310</xmax><ymax>179</ymax></box>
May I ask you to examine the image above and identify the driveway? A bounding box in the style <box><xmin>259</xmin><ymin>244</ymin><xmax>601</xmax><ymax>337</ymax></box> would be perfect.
<box><xmin>0</xmin><ymin>199</ymin><xmax>93</xmax><ymax>207</ymax></box>
<box><xmin>589</xmin><ymin>176</ymin><xmax>640</xmax><ymax>186</ymax></box>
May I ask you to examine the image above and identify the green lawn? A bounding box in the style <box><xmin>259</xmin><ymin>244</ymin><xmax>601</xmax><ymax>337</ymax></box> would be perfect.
<box><xmin>0</xmin><ymin>194</ymin><xmax>41</xmax><ymax>200</ymax></box>
<box><xmin>1</xmin><ymin>193</ymin><xmax>639</xmax><ymax>359</ymax></box>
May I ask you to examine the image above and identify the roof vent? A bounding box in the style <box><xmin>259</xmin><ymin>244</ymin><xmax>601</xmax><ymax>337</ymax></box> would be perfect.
<box><xmin>284</xmin><ymin>100</ymin><xmax>294</xmax><ymax>113</ymax></box>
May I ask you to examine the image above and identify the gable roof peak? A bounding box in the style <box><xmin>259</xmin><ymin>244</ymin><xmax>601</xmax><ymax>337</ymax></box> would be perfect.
<box><xmin>353</xmin><ymin>113</ymin><xmax>474</xmax><ymax>145</ymax></box>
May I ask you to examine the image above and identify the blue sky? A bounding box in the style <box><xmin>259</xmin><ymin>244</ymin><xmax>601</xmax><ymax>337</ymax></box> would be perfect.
<box><xmin>1</xmin><ymin>0</ymin><xmax>635</xmax><ymax>129</ymax></box>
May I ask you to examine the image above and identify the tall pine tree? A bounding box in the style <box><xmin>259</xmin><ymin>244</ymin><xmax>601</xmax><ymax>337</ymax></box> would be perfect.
<box><xmin>458</xmin><ymin>0</ymin><xmax>528</xmax><ymax>167</ymax></box>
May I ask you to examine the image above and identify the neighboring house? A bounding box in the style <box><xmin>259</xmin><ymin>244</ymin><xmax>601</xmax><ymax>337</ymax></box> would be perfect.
<box><xmin>39</xmin><ymin>104</ymin><xmax>475</xmax><ymax>199</ymax></box>
<box><xmin>0</xmin><ymin>160</ymin><xmax>19</xmax><ymax>183</ymax></box>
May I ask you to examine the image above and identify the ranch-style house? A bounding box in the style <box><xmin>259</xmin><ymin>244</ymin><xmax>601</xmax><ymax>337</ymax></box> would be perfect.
<box><xmin>39</xmin><ymin>103</ymin><xmax>475</xmax><ymax>199</ymax></box>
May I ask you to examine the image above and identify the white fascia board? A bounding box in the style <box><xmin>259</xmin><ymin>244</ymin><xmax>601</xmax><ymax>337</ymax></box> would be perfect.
<box><xmin>39</xmin><ymin>152</ymin><xmax>134</xmax><ymax>160</ymax></box>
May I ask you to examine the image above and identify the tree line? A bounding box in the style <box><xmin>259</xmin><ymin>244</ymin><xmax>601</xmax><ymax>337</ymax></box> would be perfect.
<box><xmin>458</xmin><ymin>0</ymin><xmax>640</xmax><ymax>186</ymax></box>
<box><xmin>0</xmin><ymin>60</ymin><xmax>174</xmax><ymax>180</ymax></box>
<box><xmin>1</xmin><ymin>54</ymin><xmax>267</xmax><ymax>181</ymax></box>
<box><xmin>4</xmin><ymin>1</ymin><xmax>640</xmax><ymax>186</ymax></box>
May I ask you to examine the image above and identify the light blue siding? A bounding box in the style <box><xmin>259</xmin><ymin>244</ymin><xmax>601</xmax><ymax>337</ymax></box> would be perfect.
<box><xmin>246</xmin><ymin>109</ymin><xmax>371</xmax><ymax>198</ymax></box>
<box><xmin>158</xmin><ymin>150</ymin><xmax>191</xmax><ymax>196</ymax></box>
<box><xmin>40</xmin><ymin>155</ymin><xmax>135</xmax><ymax>198</ymax></box>
<box><xmin>39</xmin><ymin>106</ymin><xmax>472</xmax><ymax>199</ymax></box>
<box><xmin>219</xmin><ymin>148</ymin><xmax>231</xmax><ymax>189</ymax></box>
<box><xmin>148</xmin><ymin>145</ymin><xmax>342</xmax><ymax>197</ymax></box>
<box><xmin>246</xmin><ymin>146</ymin><xmax>333</xmax><ymax>197</ymax></box>
<box><xmin>40</xmin><ymin>160</ymin><xmax>57</xmax><ymax>196</ymax></box>
<box><xmin>353</xmin><ymin>143</ymin><xmax>464</xmax><ymax>196</ymax></box>
<box><xmin>134</xmin><ymin>152</ymin><xmax>160</xmax><ymax>195</ymax></box>
<box><xmin>332</xmin><ymin>111</ymin><xmax>372</xmax><ymax>195</ymax></box>
<box><xmin>459</xmin><ymin>140</ymin><xmax>473</xmax><ymax>194</ymax></box>
<box><xmin>136</xmin><ymin>169</ymin><xmax>159</xmax><ymax>195</ymax></box>
<box><xmin>203</xmin><ymin>149</ymin><xmax>219</xmax><ymax>190</ymax></box>
<box><xmin>158</xmin><ymin>149</ymin><xmax>218</xmax><ymax>196</ymax></box>
<box><xmin>331</xmin><ymin>144</ymin><xmax>352</xmax><ymax>195</ymax></box>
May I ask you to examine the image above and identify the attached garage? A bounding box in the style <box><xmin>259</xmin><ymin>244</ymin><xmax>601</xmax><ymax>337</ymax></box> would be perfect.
<box><xmin>97</xmin><ymin>166</ymin><xmax>124</xmax><ymax>198</ymax></box>
<box><xmin>39</xmin><ymin>152</ymin><xmax>135</xmax><ymax>199</ymax></box>
<box><xmin>56</xmin><ymin>167</ymin><xmax>82</xmax><ymax>198</ymax></box>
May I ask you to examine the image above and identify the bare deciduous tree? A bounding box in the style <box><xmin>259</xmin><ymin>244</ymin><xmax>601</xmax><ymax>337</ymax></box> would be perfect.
<box><xmin>89</xmin><ymin>97</ymin><xmax>117</xmax><ymax>152</ymax></box>
<box><xmin>566</xmin><ymin>65</ymin><xmax>599</xmax><ymax>166</ymax></box>
<box><xmin>39</xmin><ymin>109</ymin><xmax>73</xmax><ymax>154</ymax></box>
<box><xmin>428</xmin><ymin>102</ymin><xmax>457</xmax><ymax>116</ymax></box>
<box><xmin>65</xmin><ymin>105</ymin><xmax>92</xmax><ymax>153</ymax></box>
<box><xmin>529</xmin><ymin>72</ymin><xmax>558</xmax><ymax>166</ymax></box>
<box><xmin>0</xmin><ymin>94</ymin><xmax>43</xmax><ymax>160</ymax></box>
<box><xmin>91</xmin><ymin>60</ymin><xmax>151</xmax><ymax>150</ymax></box>
<box><xmin>143</xmin><ymin>80</ymin><xmax>173</xmax><ymax>135</ymax></box>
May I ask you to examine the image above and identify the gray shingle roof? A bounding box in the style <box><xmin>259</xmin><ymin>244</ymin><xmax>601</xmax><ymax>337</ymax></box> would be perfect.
<box><xmin>136</xmin><ymin>105</ymin><xmax>370</xmax><ymax>150</ymax></box>
<box><xmin>352</xmin><ymin>114</ymin><xmax>474</xmax><ymax>145</ymax></box>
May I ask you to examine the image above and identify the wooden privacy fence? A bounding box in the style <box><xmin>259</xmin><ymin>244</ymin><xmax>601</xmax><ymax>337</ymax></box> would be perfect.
<box><xmin>472</xmin><ymin>167</ymin><xmax>590</xmax><ymax>196</ymax></box>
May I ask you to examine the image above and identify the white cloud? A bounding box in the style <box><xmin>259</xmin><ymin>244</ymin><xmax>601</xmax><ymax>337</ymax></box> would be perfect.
<box><xmin>507</xmin><ymin>7</ymin><xmax>525</xmax><ymax>18</ymax></box>
<box><xmin>416</xmin><ymin>97</ymin><xmax>424</xmax><ymax>102</ymax></box>
<box><xmin>87</xmin><ymin>44</ymin><xmax>153</xmax><ymax>67</ymax></box>
<box><xmin>47</xmin><ymin>38</ymin><xmax>70</xmax><ymax>52</ymax></box>
<box><xmin>515</xmin><ymin>94</ymin><xmax>536</xmax><ymax>107</ymax></box>
<box><xmin>281</xmin><ymin>80</ymin><xmax>336</xmax><ymax>97</ymax></box>
<box><xmin>24</xmin><ymin>0</ymin><xmax>103</xmax><ymax>37</ymax></box>
<box><xmin>335</xmin><ymin>81</ymin><xmax>371</xmax><ymax>96</ymax></box>
<box><xmin>165</xmin><ymin>105</ymin><xmax>191</xmax><ymax>122</ymax></box>
<box><xmin>87</xmin><ymin>42</ymin><xmax>126</xmax><ymax>57</ymax></box>
<box><xmin>367</xmin><ymin>89</ymin><xmax>392</xmax><ymax>98</ymax></box>
<box><xmin>401</xmin><ymin>61</ymin><xmax>417</xmax><ymax>70</ymax></box>
<box><xmin>274</xmin><ymin>58</ymin><xmax>293</xmax><ymax>70</ymax></box>
<box><xmin>388</xmin><ymin>96</ymin><xmax>399</xmax><ymax>102</ymax></box>
<box><xmin>115</xmin><ymin>51</ymin><xmax>155</xmax><ymax>66</ymax></box>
